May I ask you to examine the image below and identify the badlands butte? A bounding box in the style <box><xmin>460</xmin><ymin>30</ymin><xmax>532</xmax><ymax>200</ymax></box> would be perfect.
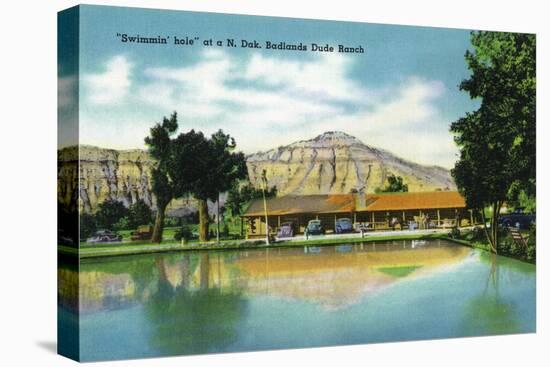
<box><xmin>58</xmin><ymin>131</ymin><xmax>456</xmax><ymax>214</ymax></box>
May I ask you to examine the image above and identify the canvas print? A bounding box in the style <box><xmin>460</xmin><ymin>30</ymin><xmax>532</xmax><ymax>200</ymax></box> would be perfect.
<box><xmin>57</xmin><ymin>5</ymin><xmax>536</xmax><ymax>362</ymax></box>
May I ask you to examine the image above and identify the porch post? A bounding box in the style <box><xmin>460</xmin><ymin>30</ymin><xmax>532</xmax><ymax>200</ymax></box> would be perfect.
<box><xmin>371</xmin><ymin>212</ymin><xmax>375</xmax><ymax>230</ymax></box>
<box><xmin>469</xmin><ymin>209</ymin><xmax>473</xmax><ymax>226</ymax></box>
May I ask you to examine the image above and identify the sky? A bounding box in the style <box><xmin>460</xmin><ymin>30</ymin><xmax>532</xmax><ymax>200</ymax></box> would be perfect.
<box><xmin>60</xmin><ymin>5</ymin><xmax>481</xmax><ymax>168</ymax></box>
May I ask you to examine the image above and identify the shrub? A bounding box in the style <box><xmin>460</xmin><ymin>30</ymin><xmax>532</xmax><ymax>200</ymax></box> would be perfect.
<box><xmin>526</xmin><ymin>224</ymin><xmax>536</xmax><ymax>262</ymax></box>
<box><xmin>222</xmin><ymin>222</ymin><xmax>230</xmax><ymax>236</ymax></box>
<box><xmin>80</xmin><ymin>213</ymin><xmax>97</xmax><ymax>240</ymax></box>
<box><xmin>96</xmin><ymin>199</ymin><xmax>129</xmax><ymax>230</ymax></box>
<box><xmin>464</xmin><ymin>226</ymin><xmax>485</xmax><ymax>242</ymax></box>
<box><xmin>174</xmin><ymin>226</ymin><xmax>194</xmax><ymax>241</ymax></box>
<box><xmin>113</xmin><ymin>217</ymin><xmax>130</xmax><ymax>232</ymax></box>
<box><xmin>496</xmin><ymin>224</ymin><xmax>536</xmax><ymax>263</ymax></box>
<box><xmin>128</xmin><ymin>199</ymin><xmax>152</xmax><ymax>228</ymax></box>
<box><xmin>448</xmin><ymin>227</ymin><xmax>461</xmax><ymax>239</ymax></box>
<box><xmin>163</xmin><ymin>216</ymin><xmax>180</xmax><ymax>228</ymax></box>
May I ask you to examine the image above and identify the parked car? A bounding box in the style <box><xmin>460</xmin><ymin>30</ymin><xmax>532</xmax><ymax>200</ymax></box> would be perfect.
<box><xmin>277</xmin><ymin>222</ymin><xmax>295</xmax><ymax>238</ymax></box>
<box><xmin>306</xmin><ymin>219</ymin><xmax>325</xmax><ymax>235</ymax></box>
<box><xmin>87</xmin><ymin>230</ymin><xmax>122</xmax><ymax>244</ymax></box>
<box><xmin>131</xmin><ymin>225</ymin><xmax>153</xmax><ymax>241</ymax></box>
<box><xmin>498</xmin><ymin>208</ymin><xmax>535</xmax><ymax>230</ymax></box>
<box><xmin>335</xmin><ymin>218</ymin><xmax>354</xmax><ymax>234</ymax></box>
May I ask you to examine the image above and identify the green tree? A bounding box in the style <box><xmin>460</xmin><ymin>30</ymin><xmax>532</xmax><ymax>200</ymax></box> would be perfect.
<box><xmin>113</xmin><ymin>216</ymin><xmax>130</xmax><ymax>231</ymax></box>
<box><xmin>79</xmin><ymin>212</ymin><xmax>96</xmax><ymax>240</ymax></box>
<box><xmin>145</xmin><ymin>113</ymin><xmax>248</xmax><ymax>243</ymax></box>
<box><xmin>376</xmin><ymin>174</ymin><xmax>408</xmax><ymax>193</ymax></box>
<box><xmin>170</xmin><ymin>130</ymin><xmax>248</xmax><ymax>242</ymax></box>
<box><xmin>128</xmin><ymin>199</ymin><xmax>153</xmax><ymax>228</ymax></box>
<box><xmin>168</xmin><ymin>129</ymin><xmax>213</xmax><ymax>242</ymax></box>
<box><xmin>95</xmin><ymin>199</ymin><xmax>129</xmax><ymax>230</ymax></box>
<box><xmin>507</xmin><ymin>181</ymin><xmax>536</xmax><ymax>213</ymax></box>
<box><xmin>145</xmin><ymin>112</ymin><xmax>178</xmax><ymax>243</ymax></box>
<box><xmin>450</xmin><ymin>31</ymin><xmax>535</xmax><ymax>253</ymax></box>
<box><xmin>226</xmin><ymin>182</ymin><xmax>277</xmax><ymax>217</ymax></box>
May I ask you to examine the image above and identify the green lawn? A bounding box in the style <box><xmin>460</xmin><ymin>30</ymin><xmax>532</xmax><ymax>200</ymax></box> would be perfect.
<box><xmin>81</xmin><ymin>220</ymin><xmax>246</xmax><ymax>248</ymax></box>
<box><xmin>64</xmin><ymin>231</ymin><xmax>456</xmax><ymax>259</ymax></box>
<box><xmin>116</xmin><ymin>226</ymin><xmax>180</xmax><ymax>241</ymax></box>
<box><xmin>65</xmin><ymin>221</ymin><xmax>536</xmax><ymax>264</ymax></box>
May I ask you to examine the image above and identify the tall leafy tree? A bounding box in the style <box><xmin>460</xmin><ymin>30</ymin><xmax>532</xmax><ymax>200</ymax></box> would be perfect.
<box><xmin>451</xmin><ymin>31</ymin><xmax>535</xmax><ymax>252</ymax></box>
<box><xmin>203</xmin><ymin>131</ymin><xmax>248</xmax><ymax>241</ymax></box>
<box><xmin>145</xmin><ymin>112</ymin><xmax>178</xmax><ymax>243</ymax></box>
<box><xmin>128</xmin><ymin>199</ymin><xmax>153</xmax><ymax>228</ymax></box>
<box><xmin>95</xmin><ymin>199</ymin><xmax>129</xmax><ymax>230</ymax></box>
<box><xmin>145</xmin><ymin>113</ymin><xmax>248</xmax><ymax>243</ymax></box>
<box><xmin>170</xmin><ymin>130</ymin><xmax>248</xmax><ymax>241</ymax></box>
<box><xmin>169</xmin><ymin>129</ymin><xmax>213</xmax><ymax>242</ymax></box>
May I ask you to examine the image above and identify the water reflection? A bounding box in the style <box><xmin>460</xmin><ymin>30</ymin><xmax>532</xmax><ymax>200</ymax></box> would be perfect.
<box><xmin>461</xmin><ymin>253</ymin><xmax>533</xmax><ymax>335</ymax></box>
<box><xmin>57</xmin><ymin>240</ymin><xmax>536</xmax><ymax>361</ymax></box>
<box><xmin>145</xmin><ymin>255</ymin><xmax>248</xmax><ymax>354</ymax></box>
<box><xmin>61</xmin><ymin>239</ymin><xmax>472</xmax><ymax>312</ymax></box>
<box><xmin>233</xmin><ymin>241</ymin><xmax>471</xmax><ymax>309</ymax></box>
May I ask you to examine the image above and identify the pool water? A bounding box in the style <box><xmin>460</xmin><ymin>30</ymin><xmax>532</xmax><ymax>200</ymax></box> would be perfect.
<box><xmin>58</xmin><ymin>239</ymin><xmax>536</xmax><ymax>361</ymax></box>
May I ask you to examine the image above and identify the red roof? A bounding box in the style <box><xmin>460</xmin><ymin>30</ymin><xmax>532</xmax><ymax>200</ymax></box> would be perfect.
<box><xmin>242</xmin><ymin>191</ymin><xmax>466</xmax><ymax>217</ymax></box>
<box><xmin>363</xmin><ymin>191</ymin><xmax>466</xmax><ymax>211</ymax></box>
<box><xmin>242</xmin><ymin>194</ymin><xmax>355</xmax><ymax>217</ymax></box>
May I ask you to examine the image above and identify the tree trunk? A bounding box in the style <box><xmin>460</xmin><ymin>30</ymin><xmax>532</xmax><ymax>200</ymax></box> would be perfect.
<box><xmin>481</xmin><ymin>202</ymin><xmax>502</xmax><ymax>254</ymax></box>
<box><xmin>492</xmin><ymin>201</ymin><xmax>503</xmax><ymax>254</ymax></box>
<box><xmin>481</xmin><ymin>206</ymin><xmax>497</xmax><ymax>254</ymax></box>
<box><xmin>491</xmin><ymin>202</ymin><xmax>498</xmax><ymax>254</ymax></box>
<box><xmin>151</xmin><ymin>202</ymin><xmax>167</xmax><ymax>243</ymax></box>
<box><xmin>216</xmin><ymin>195</ymin><xmax>220</xmax><ymax>243</ymax></box>
<box><xmin>198</xmin><ymin>198</ymin><xmax>210</xmax><ymax>242</ymax></box>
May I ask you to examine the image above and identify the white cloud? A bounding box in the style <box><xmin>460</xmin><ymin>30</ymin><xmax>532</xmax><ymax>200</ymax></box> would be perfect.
<box><xmin>138</xmin><ymin>50</ymin><xmax>356</xmax><ymax>125</ymax></box>
<box><xmin>84</xmin><ymin>55</ymin><xmax>132</xmax><ymax>105</ymax></box>
<box><xmin>243</xmin><ymin>53</ymin><xmax>369</xmax><ymax>102</ymax></box>
<box><xmin>81</xmin><ymin>50</ymin><xmax>459</xmax><ymax>168</ymax></box>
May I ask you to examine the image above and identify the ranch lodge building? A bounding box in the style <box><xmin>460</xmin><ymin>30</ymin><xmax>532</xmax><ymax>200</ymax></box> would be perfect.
<box><xmin>241</xmin><ymin>191</ymin><xmax>481</xmax><ymax>238</ymax></box>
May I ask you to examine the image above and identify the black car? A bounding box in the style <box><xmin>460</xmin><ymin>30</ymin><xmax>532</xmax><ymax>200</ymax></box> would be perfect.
<box><xmin>306</xmin><ymin>219</ymin><xmax>325</xmax><ymax>235</ymax></box>
<box><xmin>87</xmin><ymin>230</ymin><xmax>123</xmax><ymax>244</ymax></box>
<box><xmin>498</xmin><ymin>208</ymin><xmax>535</xmax><ymax>230</ymax></box>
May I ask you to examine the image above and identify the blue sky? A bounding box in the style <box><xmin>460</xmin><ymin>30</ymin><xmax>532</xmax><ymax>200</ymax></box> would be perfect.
<box><xmin>62</xmin><ymin>5</ymin><xmax>481</xmax><ymax>168</ymax></box>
